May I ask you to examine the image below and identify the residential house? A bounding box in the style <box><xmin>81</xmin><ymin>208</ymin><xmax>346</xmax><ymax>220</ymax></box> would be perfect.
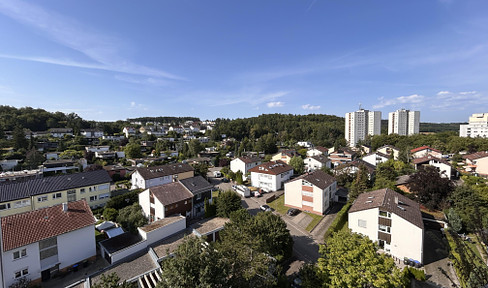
<box><xmin>230</xmin><ymin>156</ymin><xmax>262</xmax><ymax>179</ymax></box>
<box><xmin>396</xmin><ymin>175</ymin><xmax>413</xmax><ymax>193</ymax></box>
<box><xmin>462</xmin><ymin>151</ymin><xmax>488</xmax><ymax>177</ymax></box>
<box><xmin>169</xmin><ymin>126</ymin><xmax>184</xmax><ymax>134</ymax></box>
<box><xmin>249</xmin><ymin>161</ymin><xmax>294</xmax><ymax>192</ymax></box>
<box><xmin>335</xmin><ymin>159</ymin><xmax>376</xmax><ymax>179</ymax></box>
<box><xmin>0</xmin><ymin>200</ymin><xmax>96</xmax><ymax>287</ymax></box>
<box><xmin>103</xmin><ymin>165</ymin><xmax>128</xmax><ymax>179</ymax></box>
<box><xmin>122</xmin><ymin>127</ymin><xmax>136</xmax><ymax>138</ymax></box>
<box><xmin>297</xmin><ymin>141</ymin><xmax>312</xmax><ymax>148</ymax></box>
<box><xmin>49</xmin><ymin>128</ymin><xmax>73</xmax><ymax>138</ymax></box>
<box><xmin>304</xmin><ymin>155</ymin><xmax>331</xmax><ymax>172</ymax></box>
<box><xmin>139</xmin><ymin>182</ymin><xmax>194</xmax><ymax>221</ymax></box>
<box><xmin>349</xmin><ymin>188</ymin><xmax>424</xmax><ymax>264</ymax></box>
<box><xmin>271</xmin><ymin>150</ymin><xmax>299</xmax><ymax>165</ymax></box>
<box><xmin>178</xmin><ymin>176</ymin><xmax>213</xmax><ymax>218</ymax></box>
<box><xmin>131</xmin><ymin>163</ymin><xmax>194</xmax><ymax>190</ymax></box>
<box><xmin>40</xmin><ymin>159</ymin><xmax>79</xmax><ymax>174</ymax></box>
<box><xmin>412</xmin><ymin>156</ymin><xmax>455</xmax><ymax>179</ymax></box>
<box><xmin>0</xmin><ymin>169</ymin><xmax>112</xmax><ymax>217</ymax></box>
<box><xmin>0</xmin><ymin>169</ymin><xmax>41</xmax><ymax>183</ymax></box>
<box><xmin>284</xmin><ymin>170</ymin><xmax>337</xmax><ymax>215</ymax></box>
<box><xmin>410</xmin><ymin>146</ymin><xmax>442</xmax><ymax>159</ymax></box>
<box><xmin>362</xmin><ymin>151</ymin><xmax>390</xmax><ymax>167</ymax></box>
<box><xmin>377</xmin><ymin>145</ymin><xmax>400</xmax><ymax>160</ymax></box>
<box><xmin>85</xmin><ymin>146</ymin><xmax>110</xmax><ymax>153</ymax></box>
<box><xmin>95</xmin><ymin>151</ymin><xmax>116</xmax><ymax>160</ymax></box>
<box><xmin>0</xmin><ymin>159</ymin><xmax>21</xmax><ymax>171</ymax></box>
<box><xmin>81</xmin><ymin>129</ymin><xmax>104</xmax><ymax>138</ymax></box>
<box><xmin>306</xmin><ymin>146</ymin><xmax>329</xmax><ymax>157</ymax></box>
<box><xmin>329</xmin><ymin>147</ymin><xmax>357</xmax><ymax>167</ymax></box>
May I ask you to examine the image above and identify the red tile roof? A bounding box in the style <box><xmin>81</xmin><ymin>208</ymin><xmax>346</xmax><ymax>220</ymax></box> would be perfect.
<box><xmin>410</xmin><ymin>146</ymin><xmax>441</xmax><ymax>154</ymax></box>
<box><xmin>248</xmin><ymin>161</ymin><xmax>293</xmax><ymax>175</ymax></box>
<box><xmin>1</xmin><ymin>200</ymin><xmax>95</xmax><ymax>251</ymax></box>
<box><xmin>412</xmin><ymin>156</ymin><xmax>451</xmax><ymax>166</ymax></box>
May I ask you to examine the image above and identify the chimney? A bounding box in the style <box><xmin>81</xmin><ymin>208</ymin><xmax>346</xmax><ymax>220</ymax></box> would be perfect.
<box><xmin>394</xmin><ymin>196</ymin><xmax>399</xmax><ymax>205</ymax></box>
<box><xmin>62</xmin><ymin>202</ymin><xmax>69</xmax><ymax>212</ymax></box>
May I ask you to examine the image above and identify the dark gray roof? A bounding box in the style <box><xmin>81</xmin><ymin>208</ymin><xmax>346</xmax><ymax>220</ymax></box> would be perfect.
<box><xmin>289</xmin><ymin>170</ymin><xmax>336</xmax><ymax>190</ymax></box>
<box><xmin>0</xmin><ymin>170</ymin><xmax>112</xmax><ymax>202</ymax></box>
<box><xmin>310</xmin><ymin>155</ymin><xmax>330</xmax><ymax>164</ymax></box>
<box><xmin>179</xmin><ymin>176</ymin><xmax>213</xmax><ymax>195</ymax></box>
<box><xmin>136</xmin><ymin>163</ymin><xmax>194</xmax><ymax>180</ymax></box>
<box><xmin>99</xmin><ymin>232</ymin><xmax>143</xmax><ymax>254</ymax></box>
<box><xmin>149</xmin><ymin>182</ymin><xmax>194</xmax><ymax>206</ymax></box>
<box><xmin>349</xmin><ymin>188</ymin><xmax>424</xmax><ymax>229</ymax></box>
<box><xmin>336</xmin><ymin>159</ymin><xmax>376</xmax><ymax>174</ymax></box>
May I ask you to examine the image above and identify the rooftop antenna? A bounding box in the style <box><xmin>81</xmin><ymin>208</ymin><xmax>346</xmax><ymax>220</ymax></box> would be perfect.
<box><xmin>359</xmin><ymin>103</ymin><xmax>362</xmax><ymax>110</ymax></box>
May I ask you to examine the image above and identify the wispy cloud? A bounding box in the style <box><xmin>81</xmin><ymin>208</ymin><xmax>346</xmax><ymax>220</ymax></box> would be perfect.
<box><xmin>302</xmin><ymin>104</ymin><xmax>320</xmax><ymax>110</ymax></box>
<box><xmin>114</xmin><ymin>75</ymin><xmax>170</xmax><ymax>87</ymax></box>
<box><xmin>267</xmin><ymin>101</ymin><xmax>284</xmax><ymax>108</ymax></box>
<box><xmin>207</xmin><ymin>90</ymin><xmax>290</xmax><ymax>107</ymax></box>
<box><xmin>373</xmin><ymin>94</ymin><xmax>424</xmax><ymax>109</ymax></box>
<box><xmin>0</xmin><ymin>0</ymin><xmax>184</xmax><ymax>81</ymax></box>
<box><xmin>432</xmin><ymin>90</ymin><xmax>486</xmax><ymax>110</ymax></box>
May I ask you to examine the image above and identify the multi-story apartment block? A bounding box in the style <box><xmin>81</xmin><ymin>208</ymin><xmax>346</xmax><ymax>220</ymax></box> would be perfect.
<box><xmin>345</xmin><ymin>109</ymin><xmax>381</xmax><ymax>147</ymax></box>
<box><xmin>388</xmin><ymin>109</ymin><xmax>420</xmax><ymax>136</ymax></box>
<box><xmin>349</xmin><ymin>188</ymin><xmax>424</xmax><ymax>264</ymax></box>
<box><xmin>284</xmin><ymin>170</ymin><xmax>337</xmax><ymax>215</ymax></box>
<box><xmin>249</xmin><ymin>161</ymin><xmax>294</xmax><ymax>192</ymax></box>
<box><xmin>460</xmin><ymin>113</ymin><xmax>488</xmax><ymax>138</ymax></box>
<box><xmin>0</xmin><ymin>170</ymin><xmax>112</xmax><ymax>217</ymax></box>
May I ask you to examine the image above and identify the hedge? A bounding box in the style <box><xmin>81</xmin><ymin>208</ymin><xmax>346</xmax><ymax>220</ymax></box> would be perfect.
<box><xmin>323</xmin><ymin>202</ymin><xmax>352</xmax><ymax>240</ymax></box>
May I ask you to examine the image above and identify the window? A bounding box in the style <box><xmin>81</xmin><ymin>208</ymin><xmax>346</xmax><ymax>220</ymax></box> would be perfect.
<box><xmin>358</xmin><ymin>219</ymin><xmax>367</xmax><ymax>228</ymax></box>
<box><xmin>67</xmin><ymin>190</ymin><xmax>76</xmax><ymax>202</ymax></box>
<box><xmin>80</xmin><ymin>188</ymin><xmax>86</xmax><ymax>194</ymax></box>
<box><xmin>89</xmin><ymin>196</ymin><xmax>98</xmax><ymax>202</ymax></box>
<box><xmin>37</xmin><ymin>196</ymin><xmax>48</xmax><ymax>202</ymax></box>
<box><xmin>13</xmin><ymin>200</ymin><xmax>30</xmax><ymax>208</ymax></box>
<box><xmin>302</xmin><ymin>191</ymin><xmax>314</xmax><ymax>197</ymax></box>
<box><xmin>89</xmin><ymin>187</ymin><xmax>92</xmax><ymax>192</ymax></box>
<box><xmin>379</xmin><ymin>211</ymin><xmax>391</xmax><ymax>218</ymax></box>
<box><xmin>13</xmin><ymin>248</ymin><xmax>27</xmax><ymax>260</ymax></box>
<box><xmin>53</xmin><ymin>192</ymin><xmax>62</xmax><ymax>199</ymax></box>
<box><xmin>302</xmin><ymin>200</ymin><xmax>313</xmax><ymax>207</ymax></box>
<box><xmin>99</xmin><ymin>193</ymin><xmax>110</xmax><ymax>200</ymax></box>
<box><xmin>98</xmin><ymin>184</ymin><xmax>109</xmax><ymax>190</ymax></box>
<box><xmin>196</xmin><ymin>194</ymin><xmax>201</xmax><ymax>201</ymax></box>
<box><xmin>15</xmin><ymin>268</ymin><xmax>29</xmax><ymax>279</ymax></box>
<box><xmin>379</xmin><ymin>225</ymin><xmax>391</xmax><ymax>233</ymax></box>
<box><xmin>93</xmin><ymin>186</ymin><xmax>97</xmax><ymax>191</ymax></box>
<box><xmin>0</xmin><ymin>203</ymin><xmax>11</xmax><ymax>210</ymax></box>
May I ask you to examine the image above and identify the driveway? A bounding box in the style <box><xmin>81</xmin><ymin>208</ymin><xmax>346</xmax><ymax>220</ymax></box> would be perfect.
<box><xmin>422</xmin><ymin>229</ymin><xmax>460</xmax><ymax>288</ymax></box>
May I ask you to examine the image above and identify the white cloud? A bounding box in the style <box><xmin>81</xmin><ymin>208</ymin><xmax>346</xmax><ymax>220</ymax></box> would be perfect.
<box><xmin>373</xmin><ymin>94</ymin><xmax>425</xmax><ymax>109</ymax></box>
<box><xmin>130</xmin><ymin>101</ymin><xmax>136</xmax><ymax>107</ymax></box>
<box><xmin>302</xmin><ymin>104</ymin><xmax>320</xmax><ymax>110</ymax></box>
<box><xmin>267</xmin><ymin>101</ymin><xmax>284</xmax><ymax>108</ymax></box>
<box><xmin>207</xmin><ymin>90</ymin><xmax>290</xmax><ymax>107</ymax></box>
<box><xmin>0</xmin><ymin>0</ymin><xmax>184</xmax><ymax>81</ymax></box>
<box><xmin>432</xmin><ymin>90</ymin><xmax>485</xmax><ymax>110</ymax></box>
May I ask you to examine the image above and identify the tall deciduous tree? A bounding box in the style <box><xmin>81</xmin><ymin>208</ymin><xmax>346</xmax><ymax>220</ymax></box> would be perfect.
<box><xmin>216</xmin><ymin>190</ymin><xmax>242</xmax><ymax>218</ymax></box>
<box><xmin>124</xmin><ymin>143</ymin><xmax>142</xmax><ymax>159</ymax></box>
<box><xmin>116</xmin><ymin>203</ymin><xmax>147</xmax><ymax>233</ymax></box>
<box><xmin>312</xmin><ymin>229</ymin><xmax>405</xmax><ymax>288</ymax></box>
<box><xmin>349</xmin><ymin>165</ymin><xmax>370</xmax><ymax>199</ymax></box>
<box><xmin>409</xmin><ymin>165</ymin><xmax>454</xmax><ymax>210</ymax></box>
<box><xmin>12</xmin><ymin>125</ymin><xmax>27</xmax><ymax>150</ymax></box>
<box><xmin>158</xmin><ymin>236</ymin><xmax>230</xmax><ymax>288</ymax></box>
<box><xmin>289</xmin><ymin>156</ymin><xmax>304</xmax><ymax>175</ymax></box>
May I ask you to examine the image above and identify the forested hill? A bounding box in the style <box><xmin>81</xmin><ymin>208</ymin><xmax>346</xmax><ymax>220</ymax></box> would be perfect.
<box><xmin>213</xmin><ymin>114</ymin><xmax>346</xmax><ymax>148</ymax></box>
<box><xmin>127</xmin><ymin>116</ymin><xmax>200</xmax><ymax>124</ymax></box>
<box><xmin>380</xmin><ymin>119</ymin><xmax>464</xmax><ymax>133</ymax></box>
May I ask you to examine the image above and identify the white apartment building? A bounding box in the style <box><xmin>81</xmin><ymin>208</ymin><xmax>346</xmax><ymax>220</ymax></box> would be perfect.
<box><xmin>345</xmin><ymin>109</ymin><xmax>381</xmax><ymax>147</ymax></box>
<box><xmin>388</xmin><ymin>109</ymin><xmax>420</xmax><ymax>135</ymax></box>
<box><xmin>249</xmin><ymin>161</ymin><xmax>294</xmax><ymax>192</ymax></box>
<box><xmin>460</xmin><ymin>113</ymin><xmax>488</xmax><ymax>138</ymax></box>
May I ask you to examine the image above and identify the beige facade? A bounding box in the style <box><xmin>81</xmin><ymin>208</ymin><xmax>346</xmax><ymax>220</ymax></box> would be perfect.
<box><xmin>284</xmin><ymin>177</ymin><xmax>336</xmax><ymax>215</ymax></box>
<box><xmin>475</xmin><ymin>156</ymin><xmax>488</xmax><ymax>176</ymax></box>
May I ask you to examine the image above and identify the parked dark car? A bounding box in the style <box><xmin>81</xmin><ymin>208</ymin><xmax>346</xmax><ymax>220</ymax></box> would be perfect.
<box><xmin>260</xmin><ymin>204</ymin><xmax>272</xmax><ymax>212</ymax></box>
<box><xmin>287</xmin><ymin>208</ymin><xmax>300</xmax><ymax>216</ymax></box>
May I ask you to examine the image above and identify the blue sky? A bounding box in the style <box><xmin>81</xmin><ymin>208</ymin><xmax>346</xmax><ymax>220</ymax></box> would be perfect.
<box><xmin>0</xmin><ymin>0</ymin><xmax>487</xmax><ymax>122</ymax></box>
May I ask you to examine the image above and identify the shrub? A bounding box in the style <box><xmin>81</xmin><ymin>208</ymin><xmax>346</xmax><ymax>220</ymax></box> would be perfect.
<box><xmin>323</xmin><ymin>202</ymin><xmax>352</xmax><ymax>240</ymax></box>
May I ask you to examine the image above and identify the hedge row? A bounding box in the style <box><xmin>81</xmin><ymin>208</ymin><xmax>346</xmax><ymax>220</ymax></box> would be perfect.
<box><xmin>323</xmin><ymin>202</ymin><xmax>352</xmax><ymax>240</ymax></box>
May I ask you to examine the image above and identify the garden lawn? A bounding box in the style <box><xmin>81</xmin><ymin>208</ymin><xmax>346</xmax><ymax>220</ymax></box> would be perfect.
<box><xmin>305</xmin><ymin>213</ymin><xmax>324</xmax><ymax>232</ymax></box>
<box><xmin>268</xmin><ymin>195</ymin><xmax>289</xmax><ymax>215</ymax></box>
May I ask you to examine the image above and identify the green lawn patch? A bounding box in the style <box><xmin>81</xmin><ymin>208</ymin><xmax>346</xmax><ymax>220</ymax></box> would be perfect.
<box><xmin>268</xmin><ymin>195</ymin><xmax>289</xmax><ymax>215</ymax></box>
<box><xmin>305</xmin><ymin>213</ymin><xmax>324</xmax><ymax>232</ymax></box>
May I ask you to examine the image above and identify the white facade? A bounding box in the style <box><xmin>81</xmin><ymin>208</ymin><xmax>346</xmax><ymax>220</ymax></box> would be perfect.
<box><xmin>250</xmin><ymin>169</ymin><xmax>293</xmax><ymax>192</ymax></box>
<box><xmin>0</xmin><ymin>224</ymin><xmax>95</xmax><ymax>287</ymax></box>
<box><xmin>345</xmin><ymin>109</ymin><xmax>381</xmax><ymax>147</ymax></box>
<box><xmin>388</xmin><ymin>109</ymin><xmax>420</xmax><ymax>135</ymax></box>
<box><xmin>349</xmin><ymin>207</ymin><xmax>423</xmax><ymax>263</ymax></box>
<box><xmin>362</xmin><ymin>152</ymin><xmax>389</xmax><ymax>167</ymax></box>
<box><xmin>284</xmin><ymin>178</ymin><xmax>337</xmax><ymax>215</ymax></box>
<box><xmin>230</xmin><ymin>158</ymin><xmax>262</xmax><ymax>177</ymax></box>
<box><xmin>460</xmin><ymin>113</ymin><xmax>488</xmax><ymax>138</ymax></box>
<box><xmin>306</xmin><ymin>148</ymin><xmax>327</xmax><ymax>157</ymax></box>
<box><xmin>131</xmin><ymin>170</ymin><xmax>172</xmax><ymax>190</ymax></box>
<box><xmin>304</xmin><ymin>156</ymin><xmax>331</xmax><ymax>171</ymax></box>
